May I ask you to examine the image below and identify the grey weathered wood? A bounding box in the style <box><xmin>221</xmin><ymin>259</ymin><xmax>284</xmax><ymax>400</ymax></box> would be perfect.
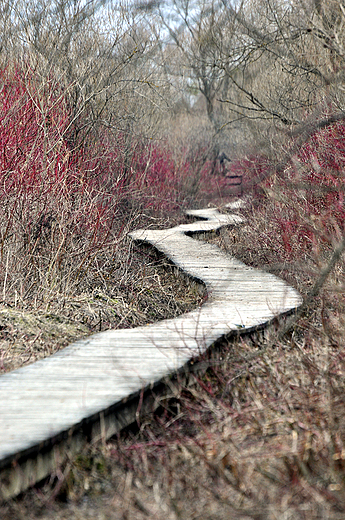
<box><xmin>0</xmin><ymin>202</ymin><xmax>302</xmax><ymax>500</ymax></box>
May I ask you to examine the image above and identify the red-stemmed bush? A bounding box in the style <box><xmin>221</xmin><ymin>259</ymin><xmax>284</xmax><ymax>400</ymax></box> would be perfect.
<box><xmin>0</xmin><ymin>65</ymin><xmax>224</xmax><ymax>307</ymax></box>
<box><xmin>231</xmin><ymin>119</ymin><xmax>345</xmax><ymax>265</ymax></box>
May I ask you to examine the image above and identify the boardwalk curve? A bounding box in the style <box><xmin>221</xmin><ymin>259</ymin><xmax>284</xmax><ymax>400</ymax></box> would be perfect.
<box><xmin>0</xmin><ymin>202</ymin><xmax>302</xmax><ymax>500</ymax></box>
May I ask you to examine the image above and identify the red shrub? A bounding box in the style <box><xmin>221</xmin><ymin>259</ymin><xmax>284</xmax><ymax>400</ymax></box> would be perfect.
<box><xmin>232</xmin><ymin>119</ymin><xmax>345</xmax><ymax>261</ymax></box>
<box><xmin>0</xmin><ymin>65</ymin><xmax>224</xmax><ymax>304</ymax></box>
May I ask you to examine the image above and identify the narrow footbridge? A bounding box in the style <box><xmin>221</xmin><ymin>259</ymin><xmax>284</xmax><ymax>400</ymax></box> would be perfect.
<box><xmin>0</xmin><ymin>201</ymin><xmax>302</xmax><ymax>500</ymax></box>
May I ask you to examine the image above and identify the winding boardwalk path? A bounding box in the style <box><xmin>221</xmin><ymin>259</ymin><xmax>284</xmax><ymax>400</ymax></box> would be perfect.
<box><xmin>0</xmin><ymin>202</ymin><xmax>302</xmax><ymax>501</ymax></box>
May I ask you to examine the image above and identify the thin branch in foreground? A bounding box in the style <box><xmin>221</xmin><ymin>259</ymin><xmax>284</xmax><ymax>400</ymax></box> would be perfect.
<box><xmin>277</xmin><ymin>234</ymin><xmax>345</xmax><ymax>340</ymax></box>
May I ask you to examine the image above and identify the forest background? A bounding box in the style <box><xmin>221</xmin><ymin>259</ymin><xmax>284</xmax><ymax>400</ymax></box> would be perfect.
<box><xmin>1</xmin><ymin>1</ymin><xmax>345</xmax><ymax>518</ymax></box>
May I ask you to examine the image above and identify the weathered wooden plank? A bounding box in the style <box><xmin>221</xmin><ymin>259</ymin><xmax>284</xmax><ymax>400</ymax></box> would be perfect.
<box><xmin>0</xmin><ymin>202</ymin><xmax>302</xmax><ymax>500</ymax></box>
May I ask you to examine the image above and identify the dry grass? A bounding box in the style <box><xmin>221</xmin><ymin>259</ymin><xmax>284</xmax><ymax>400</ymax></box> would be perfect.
<box><xmin>1</xmin><ymin>197</ymin><xmax>345</xmax><ymax>520</ymax></box>
<box><xmin>0</xmin><ymin>237</ymin><xmax>205</xmax><ymax>373</ymax></box>
<box><xmin>3</xmin><ymin>323</ymin><xmax>345</xmax><ymax>519</ymax></box>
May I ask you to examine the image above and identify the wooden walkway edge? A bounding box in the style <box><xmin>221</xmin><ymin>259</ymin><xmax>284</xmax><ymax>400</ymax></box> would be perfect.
<box><xmin>0</xmin><ymin>201</ymin><xmax>302</xmax><ymax>500</ymax></box>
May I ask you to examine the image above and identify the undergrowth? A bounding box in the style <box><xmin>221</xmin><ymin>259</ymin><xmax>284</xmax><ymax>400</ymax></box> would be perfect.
<box><xmin>0</xmin><ymin>65</ymin><xmax>227</xmax><ymax>308</ymax></box>
<box><xmin>1</xmin><ymin>72</ymin><xmax>345</xmax><ymax>519</ymax></box>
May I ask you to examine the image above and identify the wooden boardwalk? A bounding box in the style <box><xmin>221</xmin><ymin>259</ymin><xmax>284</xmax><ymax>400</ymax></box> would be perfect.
<box><xmin>0</xmin><ymin>201</ymin><xmax>302</xmax><ymax>500</ymax></box>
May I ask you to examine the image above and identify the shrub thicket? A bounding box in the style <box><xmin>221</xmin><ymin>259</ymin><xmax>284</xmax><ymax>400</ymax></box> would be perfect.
<box><xmin>0</xmin><ymin>65</ymin><xmax>227</xmax><ymax>309</ymax></box>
